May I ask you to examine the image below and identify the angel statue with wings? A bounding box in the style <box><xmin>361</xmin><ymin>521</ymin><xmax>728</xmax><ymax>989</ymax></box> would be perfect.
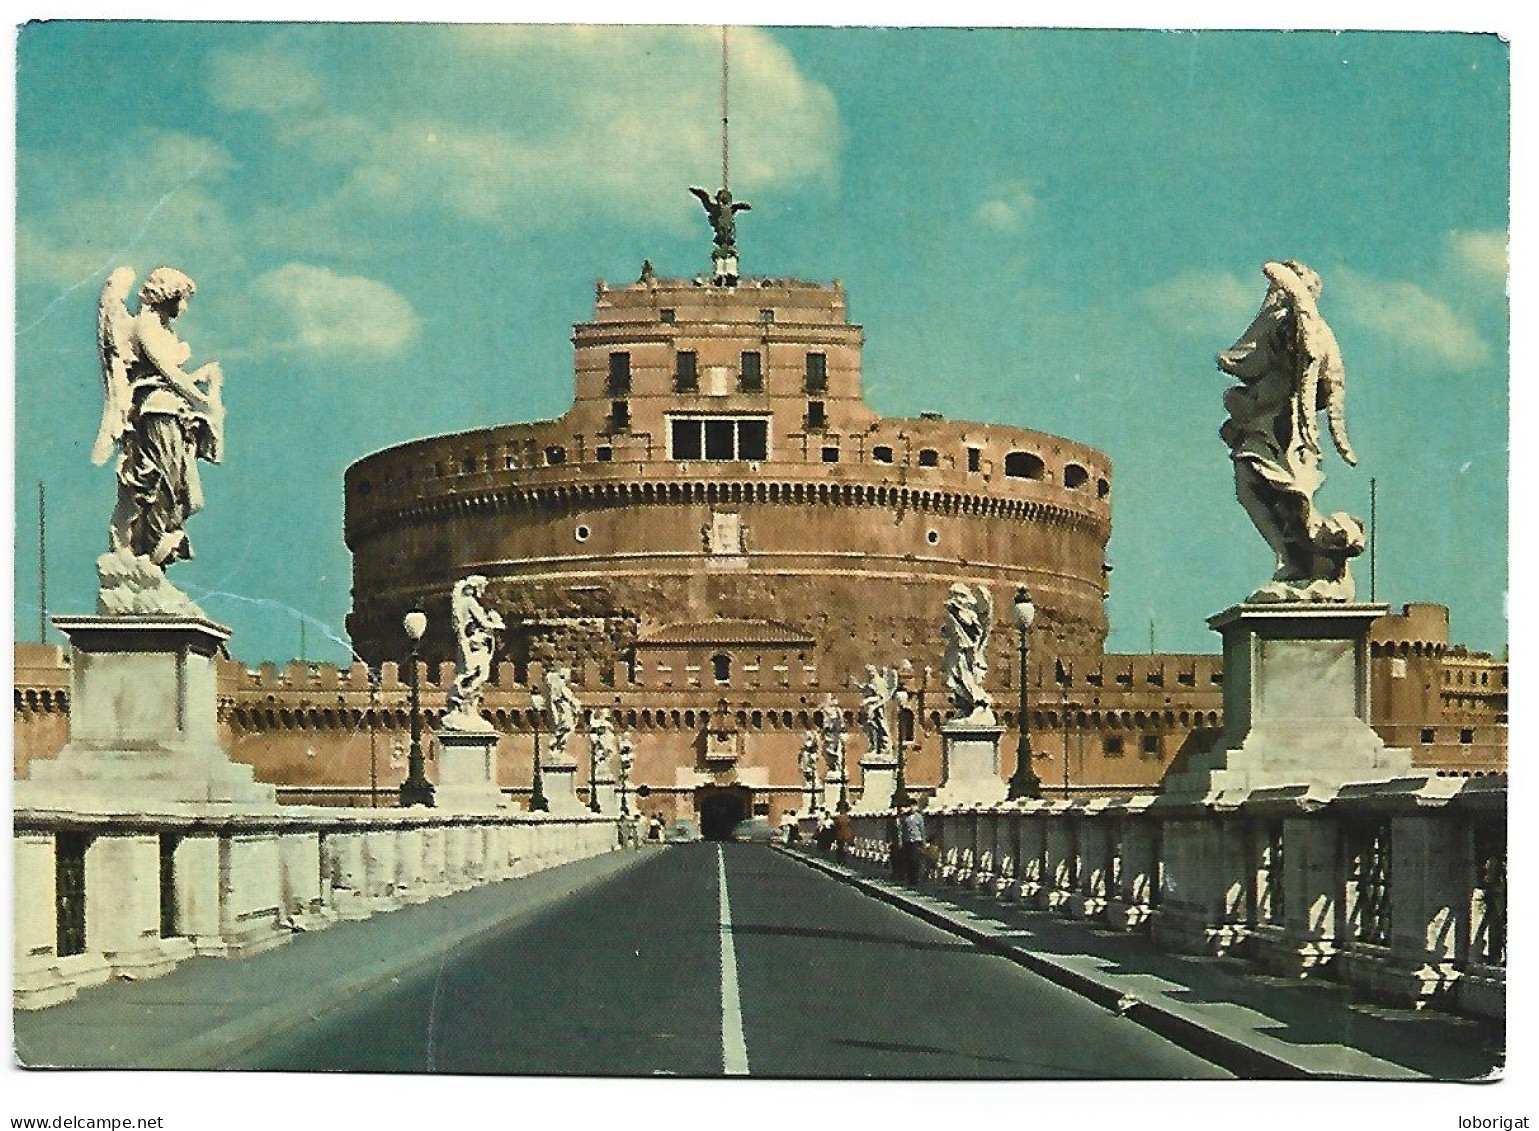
<box><xmin>442</xmin><ymin>575</ymin><xmax>505</xmax><ymax>733</ymax></box>
<box><xmin>95</xmin><ymin>267</ymin><xmax>224</xmax><ymax>572</ymax></box>
<box><xmin>1217</xmin><ymin>260</ymin><xmax>1364</xmax><ymax>602</ymax></box>
<box><xmin>856</xmin><ymin>665</ymin><xmax>900</xmax><ymax>761</ymax></box>
<box><xmin>543</xmin><ymin>667</ymin><xmax>582</xmax><ymax>764</ymax></box>
<box><xmin>688</xmin><ymin>185</ymin><xmax>751</xmax><ymax>285</ymax></box>
<box><xmin>942</xmin><ymin>583</ymin><xmax>995</xmax><ymax>723</ymax></box>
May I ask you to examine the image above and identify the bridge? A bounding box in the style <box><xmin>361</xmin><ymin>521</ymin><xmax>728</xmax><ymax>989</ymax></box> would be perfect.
<box><xmin>14</xmin><ymin>776</ymin><xmax>1504</xmax><ymax>1081</ymax></box>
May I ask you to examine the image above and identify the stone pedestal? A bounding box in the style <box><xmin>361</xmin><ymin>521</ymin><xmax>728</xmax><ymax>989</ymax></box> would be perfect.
<box><xmin>434</xmin><ymin>729</ymin><xmax>505</xmax><ymax>813</ymax></box>
<box><xmin>1159</xmin><ymin>604</ymin><xmax>1412</xmax><ymax>804</ymax></box>
<box><xmin>16</xmin><ymin>616</ymin><xmax>275</xmax><ymax>810</ymax></box>
<box><xmin>854</xmin><ymin>758</ymin><xmax>897</xmax><ymax>812</ymax></box>
<box><xmin>539</xmin><ymin>761</ymin><xmax>587</xmax><ymax>816</ymax></box>
<box><xmin>931</xmin><ymin>718</ymin><xmax>1008</xmax><ymax>807</ymax></box>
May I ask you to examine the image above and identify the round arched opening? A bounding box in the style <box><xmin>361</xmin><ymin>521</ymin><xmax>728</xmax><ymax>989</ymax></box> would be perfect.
<box><xmin>696</xmin><ymin>785</ymin><xmax>753</xmax><ymax>841</ymax></box>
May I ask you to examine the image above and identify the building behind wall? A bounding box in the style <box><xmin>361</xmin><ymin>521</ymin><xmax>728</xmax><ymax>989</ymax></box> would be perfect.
<box><xmin>13</xmin><ymin>264</ymin><xmax>1507</xmax><ymax>826</ymax></box>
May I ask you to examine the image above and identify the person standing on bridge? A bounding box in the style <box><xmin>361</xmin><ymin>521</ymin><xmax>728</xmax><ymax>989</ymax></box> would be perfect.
<box><xmin>896</xmin><ymin>801</ymin><xmax>927</xmax><ymax>885</ymax></box>
<box><xmin>833</xmin><ymin>804</ymin><xmax>854</xmax><ymax>865</ymax></box>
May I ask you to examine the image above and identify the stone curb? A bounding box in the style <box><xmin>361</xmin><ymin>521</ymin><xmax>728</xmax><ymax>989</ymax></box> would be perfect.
<box><xmin>19</xmin><ymin>848</ymin><xmax>655</xmax><ymax>1072</ymax></box>
<box><xmin>777</xmin><ymin>846</ymin><xmax>1322</xmax><ymax>1080</ymax></box>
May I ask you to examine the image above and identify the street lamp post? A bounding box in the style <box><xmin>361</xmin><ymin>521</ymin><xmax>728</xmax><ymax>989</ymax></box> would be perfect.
<box><xmin>399</xmin><ymin>609</ymin><xmax>435</xmax><ymax>807</ymax></box>
<box><xmin>1007</xmin><ymin>586</ymin><xmax>1042</xmax><ymax>800</ymax></box>
<box><xmin>588</xmin><ymin>715</ymin><xmax>602</xmax><ymax>814</ymax></box>
<box><xmin>529</xmin><ymin>689</ymin><xmax>549</xmax><ymax>812</ymax></box>
<box><xmin>891</xmin><ymin>687</ymin><xmax>912</xmax><ymax>809</ymax></box>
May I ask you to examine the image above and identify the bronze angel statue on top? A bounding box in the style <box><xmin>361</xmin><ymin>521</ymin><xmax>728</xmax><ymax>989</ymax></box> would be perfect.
<box><xmin>689</xmin><ymin>185</ymin><xmax>751</xmax><ymax>286</ymax></box>
<box><xmin>93</xmin><ymin>266</ymin><xmax>226</xmax><ymax>615</ymax></box>
<box><xmin>1217</xmin><ymin>260</ymin><xmax>1364</xmax><ymax>602</ymax></box>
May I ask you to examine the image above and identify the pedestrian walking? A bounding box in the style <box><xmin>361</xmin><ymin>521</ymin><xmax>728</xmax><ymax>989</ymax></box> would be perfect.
<box><xmin>648</xmin><ymin>814</ymin><xmax>664</xmax><ymax>843</ymax></box>
<box><xmin>815</xmin><ymin>811</ymin><xmax>836</xmax><ymax>853</ymax></box>
<box><xmin>833</xmin><ymin>805</ymin><xmax>854</xmax><ymax>864</ymax></box>
<box><xmin>896</xmin><ymin>800</ymin><xmax>927</xmax><ymax>885</ymax></box>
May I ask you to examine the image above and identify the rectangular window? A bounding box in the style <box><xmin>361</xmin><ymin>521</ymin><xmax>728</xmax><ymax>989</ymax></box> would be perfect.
<box><xmin>759</xmin><ymin>308</ymin><xmax>775</xmax><ymax>323</ymax></box>
<box><xmin>705</xmin><ymin>419</ymin><xmax>735</xmax><ymax>460</ymax></box>
<box><xmin>805</xmin><ymin>352</ymin><xmax>828</xmax><ymax>392</ymax></box>
<box><xmin>660</xmin><ymin>308</ymin><xmax>676</xmax><ymax>324</ymax></box>
<box><xmin>671</xmin><ymin>419</ymin><xmax>703</xmax><ymax>460</ymax></box>
<box><xmin>740</xmin><ymin>351</ymin><xmax>763</xmax><ymax>392</ymax></box>
<box><xmin>596</xmin><ymin>446</ymin><xmax>613</xmax><ymax>462</ymax></box>
<box><xmin>610</xmin><ymin>400</ymin><xmax>630</xmax><ymax>432</ymax></box>
<box><xmin>1141</xmin><ymin>734</ymin><xmax>1160</xmax><ymax>757</ymax></box>
<box><xmin>1104</xmin><ymin>736</ymin><xmax>1124</xmax><ymax>756</ymax></box>
<box><xmin>607</xmin><ymin>352</ymin><xmax>631</xmax><ymax>395</ymax></box>
<box><xmin>967</xmin><ymin>447</ymin><xmax>981</xmax><ymax>472</ymax></box>
<box><xmin>806</xmin><ymin>400</ymin><xmax>827</xmax><ymax>430</ymax></box>
<box><xmin>675</xmin><ymin>350</ymin><xmax>698</xmax><ymax>392</ymax></box>
<box><xmin>738</xmin><ymin>419</ymin><xmax>769</xmax><ymax>461</ymax></box>
<box><xmin>669</xmin><ymin>416</ymin><xmax>770</xmax><ymax>462</ymax></box>
<box><xmin>1421</xmin><ymin>727</ymin><xmax>1436</xmax><ymax>744</ymax></box>
<box><xmin>821</xmin><ymin>446</ymin><xmax>840</xmax><ymax>463</ymax></box>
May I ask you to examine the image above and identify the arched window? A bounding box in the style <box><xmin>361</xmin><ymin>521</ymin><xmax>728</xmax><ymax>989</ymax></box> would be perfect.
<box><xmin>712</xmin><ymin>654</ymin><xmax>731</xmax><ymax>683</ymax></box>
<box><xmin>872</xmin><ymin>445</ymin><xmax>894</xmax><ymax>464</ymax></box>
<box><xmin>1004</xmin><ymin>451</ymin><xmax>1045</xmax><ymax>480</ymax></box>
<box><xmin>1063</xmin><ymin>463</ymin><xmax>1089</xmax><ymax>489</ymax></box>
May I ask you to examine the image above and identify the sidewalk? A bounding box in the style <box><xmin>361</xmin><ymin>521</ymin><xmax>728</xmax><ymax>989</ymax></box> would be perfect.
<box><xmin>14</xmin><ymin>847</ymin><xmax>656</xmax><ymax>1071</ymax></box>
<box><xmin>782</xmin><ymin>846</ymin><xmax>1503</xmax><ymax>1081</ymax></box>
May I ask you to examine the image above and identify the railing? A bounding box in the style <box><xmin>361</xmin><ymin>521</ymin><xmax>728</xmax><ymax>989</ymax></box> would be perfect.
<box><xmin>817</xmin><ymin>772</ymin><xmax>1504</xmax><ymax>1023</ymax></box>
<box><xmin>14</xmin><ymin>806</ymin><xmax>620</xmax><ymax>1011</ymax></box>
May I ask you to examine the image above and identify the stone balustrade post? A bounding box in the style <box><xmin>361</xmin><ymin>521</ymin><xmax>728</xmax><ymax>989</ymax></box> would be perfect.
<box><xmin>362</xmin><ymin>826</ymin><xmax>401</xmax><ymax>910</ymax></box>
<box><xmin>87</xmin><ymin>833</ymin><xmax>185</xmax><ymax>978</ymax></box>
<box><xmin>1016</xmin><ymin>807</ymin><xmax>1047</xmax><ymax>904</ymax></box>
<box><xmin>13</xmin><ymin>831</ymin><xmax>97</xmax><ymax>1009</ymax></box>
<box><xmin>1105</xmin><ymin>810</ymin><xmax>1159</xmax><ymax>930</ymax></box>
<box><xmin>278</xmin><ymin>829</ymin><xmax>326</xmax><ymax>925</ymax></box>
<box><xmin>1043</xmin><ymin>808</ymin><xmax>1077</xmax><ymax>914</ymax></box>
<box><xmin>1151</xmin><ymin>813</ymin><xmax>1250</xmax><ymax>955</ymax></box>
<box><xmin>1070</xmin><ymin>810</ymin><xmax>1113</xmax><ymax>920</ymax></box>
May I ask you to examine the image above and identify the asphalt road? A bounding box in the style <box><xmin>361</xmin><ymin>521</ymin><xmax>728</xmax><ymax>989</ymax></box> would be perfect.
<box><xmin>243</xmin><ymin>843</ymin><xmax>1228</xmax><ymax>1078</ymax></box>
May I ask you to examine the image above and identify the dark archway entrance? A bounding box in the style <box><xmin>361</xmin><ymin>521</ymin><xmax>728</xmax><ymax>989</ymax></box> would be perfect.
<box><xmin>696</xmin><ymin>785</ymin><xmax>751</xmax><ymax>841</ymax></box>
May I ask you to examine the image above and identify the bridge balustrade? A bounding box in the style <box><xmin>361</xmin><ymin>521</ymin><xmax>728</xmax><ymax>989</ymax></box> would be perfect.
<box><xmin>820</xmin><ymin>773</ymin><xmax>1504</xmax><ymax>1023</ymax></box>
<box><xmin>13</xmin><ymin>807</ymin><xmax>620</xmax><ymax>1011</ymax></box>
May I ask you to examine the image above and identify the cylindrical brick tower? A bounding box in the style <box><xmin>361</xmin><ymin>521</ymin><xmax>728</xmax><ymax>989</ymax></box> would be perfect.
<box><xmin>344</xmin><ymin>273</ymin><xmax>1113</xmax><ymax>692</ymax></box>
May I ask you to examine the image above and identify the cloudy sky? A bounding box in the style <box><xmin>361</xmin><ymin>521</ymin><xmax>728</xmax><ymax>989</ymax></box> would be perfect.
<box><xmin>14</xmin><ymin>24</ymin><xmax>1508</xmax><ymax>664</ymax></box>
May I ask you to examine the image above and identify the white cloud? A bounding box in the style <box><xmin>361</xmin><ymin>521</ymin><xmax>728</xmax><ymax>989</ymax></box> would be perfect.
<box><xmin>1447</xmin><ymin>228</ymin><xmax>1508</xmax><ymax>286</ymax></box>
<box><xmin>974</xmin><ymin>184</ymin><xmax>1037</xmax><ymax>232</ymax></box>
<box><xmin>1334</xmin><ymin>269</ymin><xmax>1492</xmax><ymax>371</ymax></box>
<box><xmin>210</xmin><ymin>26</ymin><xmax>839</xmax><ymax>230</ymax></box>
<box><xmin>251</xmin><ymin>263</ymin><xmax>420</xmax><ymax>358</ymax></box>
<box><xmin>1135</xmin><ymin>269</ymin><xmax>1259</xmax><ymax>339</ymax></box>
<box><xmin>207</xmin><ymin>37</ymin><xmax>323</xmax><ymax>114</ymax></box>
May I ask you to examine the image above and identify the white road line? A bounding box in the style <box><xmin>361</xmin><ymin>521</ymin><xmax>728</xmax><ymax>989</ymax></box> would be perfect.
<box><xmin>717</xmin><ymin>845</ymin><xmax>751</xmax><ymax>1076</ymax></box>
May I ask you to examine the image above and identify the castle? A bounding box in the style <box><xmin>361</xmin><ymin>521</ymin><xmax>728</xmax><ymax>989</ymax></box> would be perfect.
<box><xmin>12</xmin><ymin>271</ymin><xmax>1506</xmax><ymax>834</ymax></box>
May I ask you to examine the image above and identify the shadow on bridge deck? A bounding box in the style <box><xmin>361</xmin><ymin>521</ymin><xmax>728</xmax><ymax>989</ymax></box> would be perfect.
<box><xmin>781</xmin><ymin>846</ymin><xmax>1503</xmax><ymax>1082</ymax></box>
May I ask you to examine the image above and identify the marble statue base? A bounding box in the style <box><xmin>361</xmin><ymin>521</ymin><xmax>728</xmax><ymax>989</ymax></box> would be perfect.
<box><xmin>854</xmin><ymin>759</ymin><xmax>898</xmax><ymax>812</ymax></box>
<box><xmin>539</xmin><ymin>761</ymin><xmax>587</xmax><ymax>816</ymax></box>
<box><xmin>434</xmin><ymin>729</ymin><xmax>504</xmax><ymax>813</ymax></box>
<box><xmin>931</xmin><ymin>719</ymin><xmax>1008</xmax><ymax>807</ymax></box>
<box><xmin>16</xmin><ymin>615</ymin><xmax>275</xmax><ymax>811</ymax></box>
<box><xmin>1157</xmin><ymin>603</ymin><xmax>1412</xmax><ymax>806</ymax></box>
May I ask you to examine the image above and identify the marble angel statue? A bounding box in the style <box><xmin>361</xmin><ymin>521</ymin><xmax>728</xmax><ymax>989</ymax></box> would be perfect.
<box><xmin>942</xmin><ymin>583</ymin><xmax>994</xmax><ymax>722</ymax></box>
<box><xmin>857</xmin><ymin>665</ymin><xmax>900</xmax><ymax>760</ymax></box>
<box><xmin>93</xmin><ymin>266</ymin><xmax>225</xmax><ymax>614</ymax></box>
<box><xmin>442</xmin><ymin>575</ymin><xmax>505</xmax><ymax>732</ymax></box>
<box><xmin>543</xmin><ymin>667</ymin><xmax>582</xmax><ymax>763</ymax></box>
<box><xmin>1217</xmin><ymin>260</ymin><xmax>1364</xmax><ymax>602</ymax></box>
